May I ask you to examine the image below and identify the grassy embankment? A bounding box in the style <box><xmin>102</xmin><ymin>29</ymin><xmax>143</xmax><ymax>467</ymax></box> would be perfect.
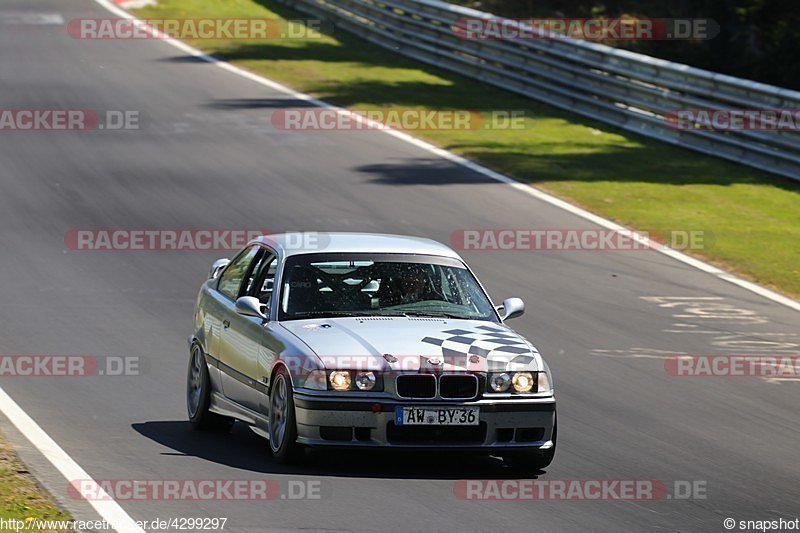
<box><xmin>0</xmin><ymin>432</ymin><xmax>71</xmax><ymax>532</ymax></box>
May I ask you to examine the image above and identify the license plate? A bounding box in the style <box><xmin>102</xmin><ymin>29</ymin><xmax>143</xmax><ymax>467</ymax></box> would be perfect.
<box><xmin>395</xmin><ymin>406</ymin><xmax>479</xmax><ymax>426</ymax></box>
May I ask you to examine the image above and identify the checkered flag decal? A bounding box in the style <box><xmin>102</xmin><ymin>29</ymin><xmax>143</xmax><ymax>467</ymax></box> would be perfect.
<box><xmin>421</xmin><ymin>325</ymin><xmax>537</xmax><ymax>371</ymax></box>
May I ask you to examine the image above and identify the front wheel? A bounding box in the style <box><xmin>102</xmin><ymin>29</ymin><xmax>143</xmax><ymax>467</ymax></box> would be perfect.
<box><xmin>268</xmin><ymin>368</ymin><xmax>301</xmax><ymax>463</ymax></box>
<box><xmin>187</xmin><ymin>343</ymin><xmax>234</xmax><ymax>431</ymax></box>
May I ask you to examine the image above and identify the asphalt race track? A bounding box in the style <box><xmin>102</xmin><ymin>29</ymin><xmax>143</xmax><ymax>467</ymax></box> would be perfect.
<box><xmin>0</xmin><ymin>0</ymin><xmax>798</xmax><ymax>531</ymax></box>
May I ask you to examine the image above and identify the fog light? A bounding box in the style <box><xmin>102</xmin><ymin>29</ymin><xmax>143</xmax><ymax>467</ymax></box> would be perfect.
<box><xmin>489</xmin><ymin>372</ymin><xmax>511</xmax><ymax>392</ymax></box>
<box><xmin>511</xmin><ymin>372</ymin><xmax>534</xmax><ymax>393</ymax></box>
<box><xmin>355</xmin><ymin>371</ymin><xmax>377</xmax><ymax>391</ymax></box>
<box><xmin>329</xmin><ymin>371</ymin><xmax>352</xmax><ymax>391</ymax></box>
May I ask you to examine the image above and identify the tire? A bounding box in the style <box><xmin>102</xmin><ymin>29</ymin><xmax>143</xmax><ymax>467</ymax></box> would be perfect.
<box><xmin>268</xmin><ymin>367</ymin><xmax>302</xmax><ymax>463</ymax></box>
<box><xmin>503</xmin><ymin>418</ymin><xmax>557</xmax><ymax>472</ymax></box>
<box><xmin>187</xmin><ymin>343</ymin><xmax>234</xmax><ymax>431</ymax></box>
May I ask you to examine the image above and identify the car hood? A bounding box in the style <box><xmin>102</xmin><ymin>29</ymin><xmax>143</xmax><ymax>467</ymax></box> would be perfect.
<box><xmin>280</xmin><ymin>317</ymin><xmax>542</xmax><ymax>372</ymax></box>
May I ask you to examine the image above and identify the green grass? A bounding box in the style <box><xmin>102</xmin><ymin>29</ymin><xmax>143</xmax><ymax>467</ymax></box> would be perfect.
<box><xmin>0</xmin><ymin>433</ymin><xmax>72</xmax><ymax>532</ymax></box>
<box><xmin>137</xmin><ymin>0</ymin><xmax>800</xmax><ymax>298</ymax></box>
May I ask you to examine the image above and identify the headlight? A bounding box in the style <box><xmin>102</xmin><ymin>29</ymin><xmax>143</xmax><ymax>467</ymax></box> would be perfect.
<box><xmin>489</xmin><ymin>372</ymin><xmax>511</xmax><ymax>392</ymax></box>
<box><xmin>488</xmin><ymin>371</ymin><xmax>548</xmax><ymax>394</ymax></box>
<box><xmin>355</xmin><ymin>371</ymin><xmax>377</xmax><ymax>391</ymax></box>
<box><xmin>329</xmin><ymin>370</ymin><xmax>352</xmax><ymax>391</ymax></box>
<box><xmin>511</xmin><ymin>372</ymin><xmax>534</xmax><ymax>393</ymax></box>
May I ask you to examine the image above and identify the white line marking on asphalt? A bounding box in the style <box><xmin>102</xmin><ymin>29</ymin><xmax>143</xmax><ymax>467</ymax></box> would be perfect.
<box><xmin>93</xmin><ymin>0</ymin><xmax>800</xmax><ymax>314</ymax></box>
<box><xmin>0</xmin><ymin>13</ymin><xmax>65</xmax><ymax>24</ymax></box>
<box><xmin>115</xmin><ymin>0</ymin><xmax>157</xmax><ymax>8</ymax></box>
<box><xmin>0</xmin><ymin>387</ymin><xmax>146</xmax><ymax>533</ymax></box>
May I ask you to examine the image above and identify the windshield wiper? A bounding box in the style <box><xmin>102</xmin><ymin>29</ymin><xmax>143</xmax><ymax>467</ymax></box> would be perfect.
<box><xmin>290</xmin><ymin>311</ymin><xmax>399</xmax><ymax>319</ymax></box>
<box><xmin>400</xmin><ymin>311</ymin><xmax>465</xmax><ymax>319</ymax></box>
<box><xmin>289</xmin><ymin>310</ymin><xmax>466</xmax><ymax>320</ymax></box>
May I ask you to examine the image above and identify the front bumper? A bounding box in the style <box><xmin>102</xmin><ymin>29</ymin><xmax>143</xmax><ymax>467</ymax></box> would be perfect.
<box><xmin>293</xmin><ymin>392</ymin><xmax>555</xmax><ymax>451</ymax></box>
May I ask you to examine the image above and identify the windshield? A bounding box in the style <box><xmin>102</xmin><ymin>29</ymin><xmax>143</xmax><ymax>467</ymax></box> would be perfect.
<box><xmin>278</xmin><ymin>253</ymin><xmax>498</xmax><ymax>322</ymax></box>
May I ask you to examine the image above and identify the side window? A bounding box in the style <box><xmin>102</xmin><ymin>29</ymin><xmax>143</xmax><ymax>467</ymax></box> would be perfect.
<box><xmin>250</xmin><ymin>255</ymin><xmax>277</xmax><ymax>306</ymax></box>
<box><xmin>243</xmin><ymin>250</ymin><xmax>271</xmax><ymax>295</ymax></box>
<box><xmin>217</xmin><ymin>246</ymin><xmax>260</xmax><ymax>300</ymax></box>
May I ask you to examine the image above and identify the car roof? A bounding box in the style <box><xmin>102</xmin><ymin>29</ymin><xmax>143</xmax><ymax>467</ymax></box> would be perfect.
<box><xmin>254</xmin><ymin>232</ymin><xmax>463</xmax><ymax>260</ymax></box>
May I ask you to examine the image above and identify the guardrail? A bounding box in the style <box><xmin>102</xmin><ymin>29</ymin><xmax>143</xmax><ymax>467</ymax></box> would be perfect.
<box><xmin>275</xmin><ymin>0</ymin><xmax>800</xmax><ymax>181</ymax></box>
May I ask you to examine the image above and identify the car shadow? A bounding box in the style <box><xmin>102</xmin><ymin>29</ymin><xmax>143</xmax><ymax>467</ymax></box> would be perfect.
<box><xmin>132</xmin><ymin>420</ymin><xmax>543</xmax><ymax>480</ymax></box>
<box><xmin>204</xmin><ymin>98</ymin><xmax>318</xmax><ymax>110</ymax></box>
<box><xmin>355</xmin><ymin>159</ymin><xmax>499</xmax><ymax>186</ymax></box>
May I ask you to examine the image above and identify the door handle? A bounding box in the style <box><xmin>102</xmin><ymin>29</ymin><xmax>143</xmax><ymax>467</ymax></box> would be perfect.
<box><xmin>223</xmin><ymin>320</ymin><xmax>230</xmax><ymax>329</ymax></box>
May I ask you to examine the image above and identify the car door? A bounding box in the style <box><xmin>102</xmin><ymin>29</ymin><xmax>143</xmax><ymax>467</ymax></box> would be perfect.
<box><xmin>245</xmin><ymin>254</ymin><xmax>287</xmax><ymax>413</ymax></box>
<box><xmin>209</xmin><ymin>245</ymin><xmax>264</xmax><ymax>401</ymax></box>
<box><xmin>202</xmin><ymin>246</ymin><xmax>259</xmax><ymax>387</ymax></box>
<box><xmin>219</xmin><ymin>246</ymin><xmax>277</xmax><ymax>412</ymax></box>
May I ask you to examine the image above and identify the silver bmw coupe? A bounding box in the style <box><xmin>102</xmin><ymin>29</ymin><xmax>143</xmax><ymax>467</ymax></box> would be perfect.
<box><xmin>187</xmin><ymin>233</ymin><xmax>556</xmax><ymax>469</ymax></box>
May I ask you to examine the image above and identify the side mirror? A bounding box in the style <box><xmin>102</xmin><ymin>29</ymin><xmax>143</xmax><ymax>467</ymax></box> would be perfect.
<box><xmin>209</xmin><ymin>258</ymin><xmax>230</xmax><ymax>279</ymax></box>
<box><xmin>235</xmin><ymin>296</ymin><xmax>268</xmax><ymax>320</ymax></box>
<box><xmin>497</xmin><ymin>297</ymin><xmax>525</xmax><ymax>321</ymax></box>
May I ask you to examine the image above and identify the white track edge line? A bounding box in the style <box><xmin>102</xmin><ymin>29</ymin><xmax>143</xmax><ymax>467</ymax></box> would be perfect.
<box><xmin>0</xmin><ymin>387</ymin><xmax>145</xmax><ymax>532</ymax></box>
<box><xmin>93</xmin><ymin>0</ymin><xmax>800</xmax><ymax>314</ymax></box>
